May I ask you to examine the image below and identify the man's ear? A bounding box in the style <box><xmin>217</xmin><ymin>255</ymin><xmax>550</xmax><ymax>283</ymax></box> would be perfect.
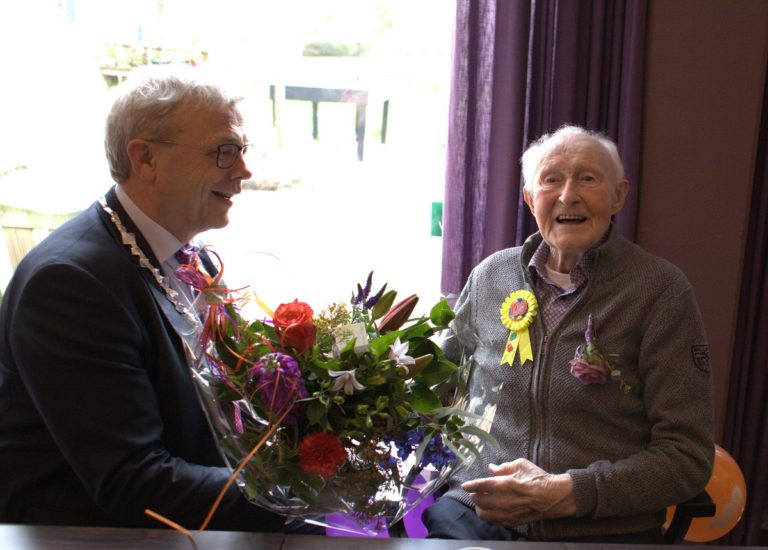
<box><xmin>612</xmin><ymin>179</ymin><xmax>630</xmax><ymax>213</ymax></box>
<box><xmin>523</xmin><ymin>186</ymin><xmax>535</xmax><ymax>215</ymax></box>
<box><xmin>126</xmin><ymin>139</ymin><xmax>157</xmax><ymax>182</ymax></box>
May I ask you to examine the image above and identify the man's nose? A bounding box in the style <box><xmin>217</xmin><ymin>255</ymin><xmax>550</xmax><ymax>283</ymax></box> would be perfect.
<box><xmin>231</xmin><ymin>151</ymin><xmax>252</xmax><ymax>181</ymax></box>
<box><xmin>558</xmin><ymin>177</ymin><xmax>580</xmax><ymax>205</ymax></box>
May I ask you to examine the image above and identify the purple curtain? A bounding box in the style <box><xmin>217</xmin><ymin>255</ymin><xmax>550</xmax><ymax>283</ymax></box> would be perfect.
<box><xmin>441</xmin><ymin>0</ymin><xmax>647</xmax><ymax>296</ymax></box>
<box><xmin>720</xmin><ymin>71</ymin><xmax>768</xmax><ymax>547</ymax></box>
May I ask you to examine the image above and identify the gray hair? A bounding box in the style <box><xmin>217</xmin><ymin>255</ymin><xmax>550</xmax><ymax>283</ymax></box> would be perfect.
<box><xmin>520</xmin><ymin>125</ymin><xmax>625</xmax><ymax>193</ymax></box>
<box><xmin>105</xmin><ymin>64</ymin><xmax>244</xmax><ymax>183</ymax></box>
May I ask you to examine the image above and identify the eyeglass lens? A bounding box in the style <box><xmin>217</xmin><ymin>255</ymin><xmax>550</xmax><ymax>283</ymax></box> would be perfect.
<box><xmin>217</xmin><ymin>144</ymin><xmax>248</xmax><ymax>169</ymax></box>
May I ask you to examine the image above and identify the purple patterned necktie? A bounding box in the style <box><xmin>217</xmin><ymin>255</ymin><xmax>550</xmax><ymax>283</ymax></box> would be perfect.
<box><xmin>174</xmin><ymin>245</ymin><xmax>200</xmax><ymax>266</ymax></box>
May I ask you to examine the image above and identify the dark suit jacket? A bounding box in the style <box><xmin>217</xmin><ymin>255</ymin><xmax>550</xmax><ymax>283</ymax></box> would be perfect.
<box><xmin>0</xmin><ymin>187</ymin><xmax>283</xmax><ymax>531</ymax></box>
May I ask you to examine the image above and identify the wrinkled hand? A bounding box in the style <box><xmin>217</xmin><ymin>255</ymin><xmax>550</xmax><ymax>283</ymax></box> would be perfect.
<box><xmin>461</xmin><ymin>459</ymin><xmax>576</xmax><ymax>528</ymax></box>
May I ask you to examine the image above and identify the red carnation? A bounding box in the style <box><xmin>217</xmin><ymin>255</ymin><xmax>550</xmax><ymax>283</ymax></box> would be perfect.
<box><xmin>298</xmin><ymin>432</ymin><xmax>347</xmax><ymax>480</ymax></box>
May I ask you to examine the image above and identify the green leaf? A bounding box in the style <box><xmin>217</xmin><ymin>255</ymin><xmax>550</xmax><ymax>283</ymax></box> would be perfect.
<box><xmin>401</xmin><ymin>319</ymin><xmax>431</xmax><ymax>339</ymax></box>
<box><xmin>395</xmin><ymin>404</ymin><xmax>410</xmax><ymax>417</ymax></box>
<box><xmin>310</xmin><ymin>356</ymin><xmax>343</xmax><ymax>372</ymax></box>
<box><xmin>415</xmin><ymin>358</ymin><xmax>458</xmax><ymax>386</ymax></box>
<box><xmin>298</xmin><ymin>470</ymin><xmax>326</xmax><ymax>492</ymax></box>
<box><xmin>212</xmin><ymin>379</ymin><xmax>241</xmax><ymax>401</ymax></box>
<box><xmin>412</xmin><ymin>429</ymin><xmax>434</xmax><ymax>466</ymax></box>
<box><xmin>291</xmin><ymin>474</ymin><xmax>324</xmax><ymax>505</ymax></box>
<box><xmin>458</xmin><ymin>424</ymin><xmax>500</xmax><ymax>449</ymax></box>
<box><xmin>340</xmin><ymin>337</ymin><xmax>357</xmax><ymax>355</ymax></box>
<box><xmin>408</xmin><ymin>335</ymin><xmax>438</xmax><ymax>358</ymax></box>
<box><xmin>453</xmin><ymin>437</ymin><xmax>482</xmax><ymax>464</ymax></box>
<box><xmin>306</xmin><ymin>398</ymin><xmax>327</xmax><ymax>426</ymax></box>
<box><xmin>363</xmin><ymin>374</ymin><xmax>387</xmax><ymax>386</ymax></box>
<box><xmin>432</xmin><ymin>406</ymin><xmax>484</xmax><ymax>421</ymax></box>
<box><xmin>248</xmin><ymin>319</ymin><xmax>278</xmax><ymax>342</ymax></box>
<box><xmin>430</xmin><ymin>299</ymin><xmax>456</xmax><ymax>327</ymax></box>
<box><xmin>410</xmin><ymin>384</ymin><xmax>442</xmax><ymax>412</ymax></box>
<box><xmin>443</xmin><ymin>436</ymin><xmax>469</xmax><ymax>463</ymax></box>
<box><xmin>215</xmin><ymin>337</ymin><xmax>240</xmax><ymax>367</ymax></box>
<box><xmin>369</xmin><ymin>331</ymin><xmax>401</xmax><ymax>357</ymax></box>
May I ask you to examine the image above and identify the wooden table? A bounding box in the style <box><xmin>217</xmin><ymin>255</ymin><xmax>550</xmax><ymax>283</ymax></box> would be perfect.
<box><xmin>0</xmin><ymin>524</ymin><xmax>761</xmax><ymax>550</ymax></box>
<box><xmin>269</xmin><ymin>85</ymin><xmax>389</xmax><ymax>161</ymax></box>
<box><xmin>0</xmin><ymin>524</ymin><xmax>281</xmax><ymax>549</ymax></box>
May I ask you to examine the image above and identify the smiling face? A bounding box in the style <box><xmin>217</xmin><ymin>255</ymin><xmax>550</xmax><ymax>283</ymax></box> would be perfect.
<box><xmin>523</xmin><ymin>135</ymin><xmax>628</xmax><ymax>272</ymax></box>
<box><xmin>145</xmin><ymin>101</ymin><xmax>251</xmax><ymax>243</ymax></box>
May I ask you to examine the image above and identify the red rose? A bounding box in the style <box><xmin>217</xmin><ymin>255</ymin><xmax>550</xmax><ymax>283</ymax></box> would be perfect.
<box><xmin>273</xmin><ymin>300</ymin><xmax>313</xmax><ymax>330</ymax></box>
<box><xmin>298</xmin><ymin>432</ymin><xmax>347</xmax><ymax>480</ymax></box>
<box><xmin>280</xmin><ymin>321</ymin><xmax>317</xmax><ymax>354</ymax></box>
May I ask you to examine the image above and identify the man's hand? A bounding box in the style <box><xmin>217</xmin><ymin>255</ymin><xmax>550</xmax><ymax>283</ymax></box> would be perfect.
<box><xmin>461</xmin><ymin>458</ymin><xmax>577</xmax><ymax>528</ymax></box>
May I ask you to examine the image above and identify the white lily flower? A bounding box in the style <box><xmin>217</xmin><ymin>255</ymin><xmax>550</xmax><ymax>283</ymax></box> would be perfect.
<box><xmin>388</xmin><ymin>337</ymin><xmax>416</xmax><ymax>369</ymax></box>
<box><xmin>332</xmin><ymin>322</ymin><xmax>370</xmax><ymax>356</ymax></box>
<box><xmin>328</xmin><ymin>369</ymin><xmax>365</xmax><ymax>395</ymax></box>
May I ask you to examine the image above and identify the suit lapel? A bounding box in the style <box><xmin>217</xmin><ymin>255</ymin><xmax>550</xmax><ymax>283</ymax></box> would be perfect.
<box><xmin>103</xmin><ymin>187</ymin><xmax>162</xmax><ymax>269</ymax></box>
<box><xmin>99</xmin><ymin>186</ymin><xmax>203</xmax><ymax>347</ymax></box>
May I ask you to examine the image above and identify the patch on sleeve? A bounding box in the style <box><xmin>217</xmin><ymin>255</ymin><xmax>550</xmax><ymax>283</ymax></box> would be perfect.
<box><xmin>691</xmin><ymin>344</ymin><xmax>711</xmax><ymax>373</ymax></box>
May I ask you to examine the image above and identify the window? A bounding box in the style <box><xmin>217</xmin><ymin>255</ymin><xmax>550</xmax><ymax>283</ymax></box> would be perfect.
<box><xmin>0</xmin><ymin>0</ymin><xmax>455</xmax><ymax>312</ymax></box>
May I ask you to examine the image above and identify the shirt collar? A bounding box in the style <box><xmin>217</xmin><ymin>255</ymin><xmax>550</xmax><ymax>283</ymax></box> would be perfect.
<box><xmin>527</xmin><ymin>233</ymin><xmax>604</xmax><ymax>290</ymax></box>
<box><xmin>114</xmin><ymin>185</ymin><xmax>184</xmax><ymax>265</ymax></box>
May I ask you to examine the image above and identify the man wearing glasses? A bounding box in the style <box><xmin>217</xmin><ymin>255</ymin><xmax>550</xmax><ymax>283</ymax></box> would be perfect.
<box><xmin>0</xmin><ymin>66</ymin><xmax>284</xmax><ymax>532</ymax></box>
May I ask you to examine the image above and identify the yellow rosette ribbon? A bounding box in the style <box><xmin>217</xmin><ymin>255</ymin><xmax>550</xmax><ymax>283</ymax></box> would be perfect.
<box><xmin>500</xmin><ymin>290</ymin><xmax>538</xmax><ymax>366</ymax></box>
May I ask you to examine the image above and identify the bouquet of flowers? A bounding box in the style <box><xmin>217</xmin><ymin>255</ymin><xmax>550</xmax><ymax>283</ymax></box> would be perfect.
<box><xmin>180</xmin><ymin>261</ymin><xmax>494</xmax><ymax>534</ymax></box>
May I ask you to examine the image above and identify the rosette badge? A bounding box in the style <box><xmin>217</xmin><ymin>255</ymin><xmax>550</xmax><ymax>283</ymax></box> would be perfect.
<box><xmin>499</xmin><ymin>290</ymin><xmax>538</xmax><ymax>366</ymax></box>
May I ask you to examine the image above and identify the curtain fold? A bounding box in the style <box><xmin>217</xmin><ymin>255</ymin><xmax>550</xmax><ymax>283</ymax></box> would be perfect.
<box><xmin>441</xmin><ymin>0</ymin><xmax>647</xmax><ymax>296</ymax></box>
<box><xmin>721</xmin><ymin>69</ymin><xmax>768</xmax><ymax>547</ymax></box>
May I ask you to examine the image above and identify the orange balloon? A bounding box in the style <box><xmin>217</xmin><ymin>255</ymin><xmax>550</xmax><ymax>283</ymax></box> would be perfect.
<box><xmin>663</xmin><ymin>444</ymin><xmax>747</xmax><ymax>542</ymax></box>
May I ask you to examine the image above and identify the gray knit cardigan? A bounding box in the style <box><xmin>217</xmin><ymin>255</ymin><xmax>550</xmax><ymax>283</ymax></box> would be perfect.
<box><xmin>443</xmin><ymin>227</ymin><xmax>715</xmax><ymax>541</ymax></box>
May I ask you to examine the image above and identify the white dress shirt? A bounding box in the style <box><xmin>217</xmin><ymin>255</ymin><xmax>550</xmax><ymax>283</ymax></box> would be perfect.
<box><xmin>113</xmin><ymin>185</ymin><xmax>200</xmax><ymax>312</ymax></box>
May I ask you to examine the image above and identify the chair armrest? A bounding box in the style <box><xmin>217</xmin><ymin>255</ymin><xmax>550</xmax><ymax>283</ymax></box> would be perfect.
<box><xmin>664</xmin><ymin>489</ymin><xmax>716</xmax><ymax>544</ymax></box>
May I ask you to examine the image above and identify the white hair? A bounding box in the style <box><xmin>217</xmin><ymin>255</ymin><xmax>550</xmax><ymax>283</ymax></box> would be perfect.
<box><xmin>104</xmin><ymin>64</ymin><xmax>244</xmax><ymax>183</ymax></box>
<box><xmin>520</xmin><ymin>125</ymin><xmax>625</xmax><ymax>193</ymax></box>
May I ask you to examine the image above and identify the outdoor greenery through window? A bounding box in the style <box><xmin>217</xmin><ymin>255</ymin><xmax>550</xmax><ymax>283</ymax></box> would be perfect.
<box><xmin>0</xmin><ymin>0</ymin><xmax>455</xmax><ymax>313</ymax></box>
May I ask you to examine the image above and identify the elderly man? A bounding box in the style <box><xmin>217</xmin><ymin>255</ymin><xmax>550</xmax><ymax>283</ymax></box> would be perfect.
<box><xmin>424</xmin><ymin>125</ymin><xmax>714</xmax><ymax>543</ymax></box>
<box><xmin>0</xmin><ymin>66</ymin><xmax>284</xmax><ymax>531</ymax></box>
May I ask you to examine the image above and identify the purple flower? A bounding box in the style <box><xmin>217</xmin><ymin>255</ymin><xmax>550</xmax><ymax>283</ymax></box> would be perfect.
<box><xmin>362</xmin><ymin>271</ymin><xmax>373</xmax><ymax>300</ymax></box>
<box><xmin>421</xmin><ymin>434</ymin><xmax>456</xmax><ymax>467</ymax></box>
<box><xmin>353</xmin><ymin>272</ymin><xmax>374</xmax><ymax>305</ymax></box>
<box><xmin>352</xmin><ymin>272</ymin><xmax>387</xmax><ymax>309</ymax></box>
<box><xmin>353</xmin><ymin>283</ymin><xmax>365</xmax><ymax>305</ymax></box>
<box><xmin>175</xmin><ymin>263</ymin><xmax>210</xmax><ymax>291</ymax></box>
<box><xmin>584</xmin><ymin>313</ymin><xmax>595</xmax><ymax>345</ymax></box>
<box><xmin>364</xmin><ymin>282</ymin><xmax>387</xmax><ymax>309</ymax></box>
<box><xmin>390</xmin><ymin>428</ymin><xmax>456</xmax><ymax>468</ymax></box>
<box><xmin>248</xmin><ymin>353</ymin><xmax>308</xmax><ymax>424</ymax></box>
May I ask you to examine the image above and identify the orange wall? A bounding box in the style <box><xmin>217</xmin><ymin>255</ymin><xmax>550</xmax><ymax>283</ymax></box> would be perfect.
<box><xmin>639</xmin><ymin>0</ymin><xmax>768</xmax><ymax>439</ymax></box>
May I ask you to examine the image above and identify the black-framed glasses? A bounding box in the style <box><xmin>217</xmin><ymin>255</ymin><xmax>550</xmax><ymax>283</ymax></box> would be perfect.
<box><xmin>145</xmin><ymin>139</ymin><xmax>249</xmax><ymax>169</ymax></box>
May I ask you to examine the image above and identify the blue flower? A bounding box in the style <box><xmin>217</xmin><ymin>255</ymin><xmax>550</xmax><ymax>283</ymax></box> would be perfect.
<box><xmin>421</xmin><ymin>434</ymin><xmax>456</xmax><ymax>467</ymax></box>
<box><xmin>389</xmin><ymin>428</ymin><xmax>456</xmax><ymax>468</ymax></box>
